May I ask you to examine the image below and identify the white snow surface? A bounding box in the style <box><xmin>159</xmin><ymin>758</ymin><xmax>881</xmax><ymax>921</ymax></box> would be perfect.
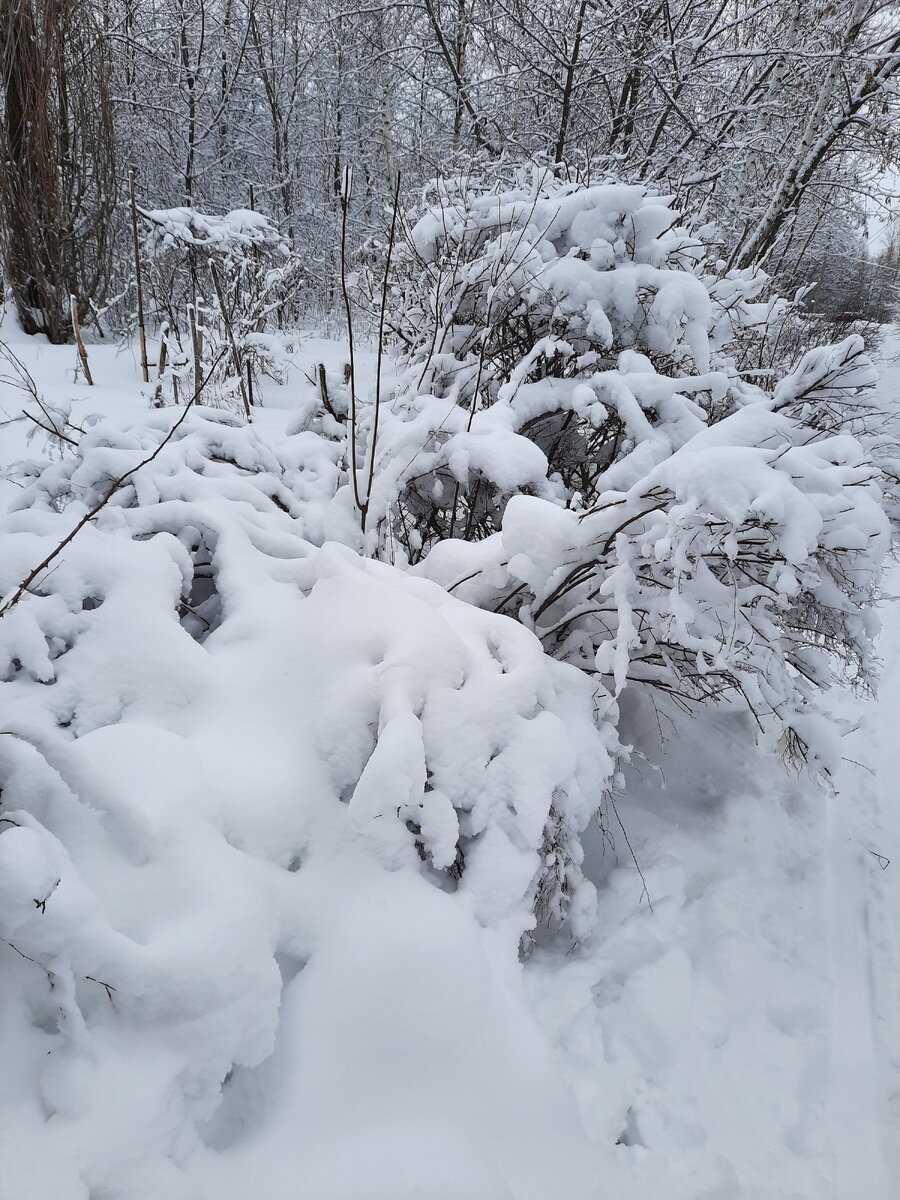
<box><xmin>0</xmin><ymin>320</ymin><xmax>898</xmax><ymax>1199</ymax></box>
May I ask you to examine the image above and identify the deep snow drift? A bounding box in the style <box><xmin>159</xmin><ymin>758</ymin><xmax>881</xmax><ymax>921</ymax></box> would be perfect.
<box><xmin>0</xmin><ymin>320</ymin><xmax>897</xmax><ymax>1200</ymax></box>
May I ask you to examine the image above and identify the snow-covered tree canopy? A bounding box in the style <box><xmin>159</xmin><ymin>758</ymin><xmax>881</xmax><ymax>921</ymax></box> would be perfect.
<box><xmin>141</xmin><ymin>208</ymin><xmax>291</xmax><ymax>259</ymax></box>
<box><xmin>5</xmin><ymin>0</ymin><xmax>898</xmax><ymax>341</ymax></box>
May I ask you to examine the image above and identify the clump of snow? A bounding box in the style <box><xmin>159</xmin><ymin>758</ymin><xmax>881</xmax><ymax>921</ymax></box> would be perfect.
<box><xmin>0</xmin><ymin>395</ymin><xmax>617</xmax><ymax>1196</ymax></box>
<box><xmin>141</xmin><ymin>206</ymin><xmax>290</xmax><ymax>259</ymax></box>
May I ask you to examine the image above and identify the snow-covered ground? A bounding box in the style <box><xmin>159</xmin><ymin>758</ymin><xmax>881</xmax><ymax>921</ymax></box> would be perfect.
<box><xmin>0</xmin><ymin>320</ymin><xmax>897</xmax><ymax>1199</ymax></box>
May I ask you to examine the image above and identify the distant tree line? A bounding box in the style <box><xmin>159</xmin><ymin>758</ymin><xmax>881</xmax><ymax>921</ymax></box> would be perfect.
<box><xmin>1</xmin><ymin>0</ymin><xmax>898</xmax><ymax>342</ymax></box>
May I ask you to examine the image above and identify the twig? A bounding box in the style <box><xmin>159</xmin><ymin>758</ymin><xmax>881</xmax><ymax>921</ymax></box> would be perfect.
<box><xmin>1</xmin><ymin>939</ymin><xmax>116</xmax><ymax>1006</ymax></box>
<box><xmin>362</xmin><ymin>170</ymin><xmax>401</xmax><ymax>533</ymax></box>
<box><xmin>85</xmin><ymin>975</ymin><xmax>117</xmax><ymax>1002</ymax></box>
<box><xmin>609</xmin><ymin>793</ymin><xmax>653</xmax><ymax>911</ymax></box>
<box><xmin>842</xmin><ymin>756</ymin><xmax>875</xmax><ymax>776</ymax></box>
<box><xmin>317</xmin><ymin>363</ymin><xmax>338</xmax><ymax>419</ymax></box>
<box><xmin>130</xmin><ymin>167</ymin><xmax>149</xmax><ymax>383</ymax></box>
<box><xmin>33</xmin><ymin>878</ymin><xmax>60</xmax><ymax>913</ymax></box>
<box><xmin>22</xmin><ymin>409</ymin><xmax>79</xmax><ymax>449</ymax></box>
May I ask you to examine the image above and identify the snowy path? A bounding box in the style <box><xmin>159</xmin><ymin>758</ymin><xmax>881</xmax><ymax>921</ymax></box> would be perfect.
<box><xmin>825</xmin><ymin>694</ymin><xmax>895</xmax><ymax>1199</ymax></box>
<box><xmin>868</xmin><ymin>332</ymin><xmax>900</xmax><ymax>1188</ymax></box>
<box><xmin>828</xmin><ymin>330</ymin><xmax>900</xmax><ymax>1194</ymax></box>
<box><xmin>871</xmin><ymin>564</ymin><xmax>900</xmax><ymax>1185</ymax></box>
<box><xmin>817</xmin><ymin>328</ymin><xmax>900</xmax><ymax>1197</ymax></box>
<box><xmin>526</xmin><ymin>329</ymin><xmax>900</xmax><ymax>1200</ymax></box>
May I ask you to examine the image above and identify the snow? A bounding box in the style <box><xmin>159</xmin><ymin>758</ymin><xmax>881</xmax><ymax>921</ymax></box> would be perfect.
<box><xmin>196</xmin><ymin>863</ymin><xmax>598</xmax><ymax>1200</ymax></box>
<box><xmin>140</xmin><ymin>207</ymin><xmax>290</xmax><ymax>258</ymax></box>
<box><xmin>0</xmin><ymin>312</ymin><xmax>898</xmax><ymax>1199</ymax></box>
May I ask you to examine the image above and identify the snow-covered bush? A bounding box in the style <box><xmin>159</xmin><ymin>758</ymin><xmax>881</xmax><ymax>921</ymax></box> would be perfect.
<box><xmin>140</xmin><ymin>207</ymin><xmax>302</xmax><ymax>410</ymax></box>
<box><xmin>0</xmin><ymin>168</ymin><xmax>896</xmax><ymax>1197</ymax></box>
<box><xmin>0</xmin><ymin>407</ymin><xmax>613</xmax><ymax>944</ymax></box>
<box><xmin>0</xmin><ymin>411</ymin><xmax>619</xmax><ymax>1197</ymax></box>
<box><xmin>1</xmin><ymin>175</ymin><xmax>893</xmax><ymax>1072</ymax></box>
<box><xmin>350</xmin><ymin>168</ymin><xmax>894</xmax><ymax>770</ymax></box>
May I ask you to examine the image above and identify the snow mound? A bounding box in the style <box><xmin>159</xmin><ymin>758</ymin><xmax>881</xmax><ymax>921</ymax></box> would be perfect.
<box><xmin>0</xmin><ymin>406</ymin><xmax>612</xmax><ymax>1197</ymax></box>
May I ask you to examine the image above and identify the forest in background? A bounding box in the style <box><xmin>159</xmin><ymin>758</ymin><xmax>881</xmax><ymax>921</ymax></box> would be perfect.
<box><xmin>1</xmin><ymin>0</ymin><xmax>900</xmax><ymax>345</ymax></box>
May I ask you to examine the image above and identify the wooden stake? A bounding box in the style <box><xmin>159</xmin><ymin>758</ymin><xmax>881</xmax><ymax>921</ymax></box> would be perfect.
<box><xmin>70</xmin><ymin>295</ymin><xmax>93</xmax><ymax>386</ymax></box>
<box><xmin>153</xmin><ymin>325</ymin><xmax>169</xmax><ymax>405</ymax></box>
<box><xmin>189</xmin><ymin>303</ymin><xmax>202</xmax><ymax>402</ymax></box>
<box><xmin>318</xmin><ymin>362</ymin><xmax>336</xmax><ymax>418</ymax></box>
<box><xmin>129</xmin><ymin>167</ymin><xmax>149</xmax><ymax>383</ymax></box>
<box><xmin>157</xmin><ymin>322</ymin><xmax>169</xmax><ymax>378</ymax></box>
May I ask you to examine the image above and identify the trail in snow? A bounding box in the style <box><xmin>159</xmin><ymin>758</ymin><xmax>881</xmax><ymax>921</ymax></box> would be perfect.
<box><xmin>872</xmin><ymin>562</ymin><xmax>900</xmax><ymax>1185</ymax></box>
<box><xmin>525</xmin><ymin>328</ymin><xmax>900</xmax><ymax>1200</ymax></box>
<box><xmin>827</xmin><ymin>328</ymin><xmax>900</xmax><ymax>1193</ymax></box>
<box><xmin>826</xmin><ymin>673</ymin><xmax>895</xmax><ymax>1199</ymax></box>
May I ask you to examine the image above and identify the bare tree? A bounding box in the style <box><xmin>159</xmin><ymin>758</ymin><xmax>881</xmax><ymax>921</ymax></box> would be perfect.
<box><xmin>0</xmin><ymin>0</ymin><xmax>117</xmax><ymax>342</ymax></box>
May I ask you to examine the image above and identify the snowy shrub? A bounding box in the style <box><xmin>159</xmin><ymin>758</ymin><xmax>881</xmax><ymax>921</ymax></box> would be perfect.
<box><xmin>351</xmin><ymin>168</ymin><xmax>895</xmax><ymax>770</ymax></box>
<box><xmin>0</xmin><ymin>407</ymin><xmax>613</xmax><ymax>946</ymax></box>
<box><xmin>0</xmin><ymin>171</ymin><xmax>897</xmax><ymax>1199</ymax></box>
<box><xmin>1</xmin><ymin>175</ymin><xmax>893</xmax><ymax>1074</ymax></box>
<box><xmin>140</xmin><ymin>206</ymin><xmax>302</xmax><ymax>410</ymax></box>
<box><xmin>0</xmin><ymin>405</ymin><xmax>616</xmax><ymax>1192</ymax></box>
